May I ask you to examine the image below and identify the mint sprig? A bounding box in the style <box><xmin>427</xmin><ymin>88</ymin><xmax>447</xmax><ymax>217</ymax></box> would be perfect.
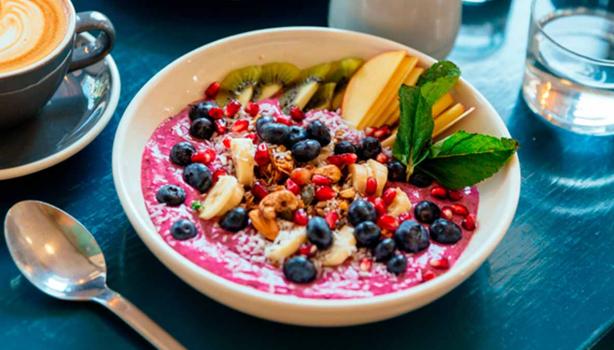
<box><xmin>417</xmin><ymin>131</ymin><xmax>518</xmax><ymax>189</ymax></box>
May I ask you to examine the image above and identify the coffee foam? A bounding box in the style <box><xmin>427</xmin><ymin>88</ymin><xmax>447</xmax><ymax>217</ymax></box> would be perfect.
<box><xmin>0</xmin><ymin>0</ymin><xmax>69</xmax><ymax>73</ymax></box>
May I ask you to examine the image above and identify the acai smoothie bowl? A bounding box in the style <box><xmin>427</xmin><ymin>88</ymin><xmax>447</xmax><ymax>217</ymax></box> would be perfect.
<box><xmin>113</xmin><ymin>28</ymin><xmax>520</xmax><ymax>326</ymax></box>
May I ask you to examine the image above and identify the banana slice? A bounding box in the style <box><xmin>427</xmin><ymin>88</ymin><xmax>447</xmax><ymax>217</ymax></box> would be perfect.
<box><xmin>230</xmin><ymin>138</ymin><xmax>256</xmax><ymax>186</ymax></box>
<box><xmin>349</xmin><ymin>163</ymin><xmax>369</xmax><ymax>194</ymax></box>
<box><xmin>366</xmin><ymin>159</ymin><xmax>388</xmax><ymax>196</ymax></box>
<box><xmin>387</xmin><ymin>188</ymin><xmax>412</xmax><ymax>216</ymax></box>
<box><xmin>199</xmin><ymin>175</ymin><xmax>244</xmax><ymax>220</ymax></box>
<box><xmin>319</xmin><ymin>226</ymin><xmax>356</xmax><ymax>267</ymax></box>
<box><xmin>265</xmin><ymin>226</ymin><xmax>307</xmax><ymax>264</ymax></box>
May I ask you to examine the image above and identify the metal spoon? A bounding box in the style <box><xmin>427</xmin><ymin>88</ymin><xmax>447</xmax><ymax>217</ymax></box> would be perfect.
<box><xmin>4</xmin><ymin>200</ymin><xmax>185</xmax><ymax>350</ymax></box>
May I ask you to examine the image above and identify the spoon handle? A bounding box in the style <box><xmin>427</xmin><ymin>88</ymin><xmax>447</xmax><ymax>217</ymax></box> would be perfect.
<box><xmin>93</xmin><ymin>288</ymin><xmax>186</xmax><ymax>350</ymax></box>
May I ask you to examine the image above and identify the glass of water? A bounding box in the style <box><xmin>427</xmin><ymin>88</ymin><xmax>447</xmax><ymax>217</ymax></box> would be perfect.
<box><xmin>522</xmin><ymin>0</ymin><xmax>614</xmax><ymax>135</ymax></box>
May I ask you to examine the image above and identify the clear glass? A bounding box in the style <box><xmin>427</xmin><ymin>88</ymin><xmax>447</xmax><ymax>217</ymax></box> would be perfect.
<box><xmin>522</xmin><ymin>0</ymin><xmax>614</xmax><ymax>135</ymax></box>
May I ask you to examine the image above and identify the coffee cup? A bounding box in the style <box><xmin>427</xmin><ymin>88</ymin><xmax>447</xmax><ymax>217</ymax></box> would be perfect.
<box><xmin>0</xmin><ymin>0</ymin><xmax>115</xmax><ymax>129</ymax></box>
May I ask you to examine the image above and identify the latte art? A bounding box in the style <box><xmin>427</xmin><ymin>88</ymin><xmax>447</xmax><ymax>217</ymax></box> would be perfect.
<box><xmin>0</xmin><ymin>0</ymin><xmax>68</xmax><ymax>73</ymax></box>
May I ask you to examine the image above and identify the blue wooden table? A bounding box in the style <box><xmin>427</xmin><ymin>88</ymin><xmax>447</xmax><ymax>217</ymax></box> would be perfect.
<box><xmin>1</xmin><ymin>0</ymin><xmax>613</xmax><ymax>348</ymax></box>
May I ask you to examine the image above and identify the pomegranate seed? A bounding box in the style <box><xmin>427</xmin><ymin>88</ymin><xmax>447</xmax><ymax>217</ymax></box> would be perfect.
<box><xmin>275</xmin><ymin>115</ymin><xmax>293</xmax><ymax>126</ymax></box>
<box><xmin>450</xmin><ymin>203</ymin><xmax>469</xmax><ymax>217</ymax></box>
<box><xmin>429</xmin><ymin>257</ymin><xmax>450</xmax><ymax>270</ymax></box>
<box><xmin>462</xmin><ymin>214</ymin><xmax>476</xmax><ymax>231</ymax></box>
<box><xmin>254</xmin><ymin>143</ymin><xmax>270</xmax><ymax>166</ymax></box>
<box><xmin>382</xmin><ymin>188</ymin><xmax>397</xmax><ymax>206</ymax></box>
<box><xmin>298</xmin><ymin>243</ymin><xmax>314</xmax><ymax>256</ymax></box>
<box><xmin>373</xmin><ymin>127</ymin><xmax>391</xmax><ymax>140</ymax></box>
<box><xmin>325</xmin><ymin>211</ymin><xmax>339</xmax><ymax>230</ymax></box>
<box><xmin>222</xmin><ymin>136</ymin><xmax>231</xmax><ymax>149</ymax></box>
<box><xmin>289</xmin><ymin>106</ymin><xmax>305</xmax><ymax>121</ymax></box>
<box><xmin>398</xmin><ymin>212</ymin><xmax>412</xmax><ymax>222</ymax></box>
<box><xmin>285</xmin><ymin>178</ymin><xmax>301</xmax><ymax>195</ymax></box>
<box><xmin>205</xmin><ymin>82</ymin><xmax>220</xmax><ymax>98</ymax></box>
<box><xmin>293</xmin><ymin>209</ymin><xmax>308</xmax><ymax>226</ymax></box>
<box><xmin>211</xmin><ymin>168</ymin><xmax>227</xmax><ymax>184</ymax></box>
<box><xmin>252</xmin><ymin>181</ymin><xmax>269</xmax><ymax>200</ymax></box>
<box><xmin>245</xmin><ymin>132</ymin><xmax>258</xmax><ymax>142</ymax></box>
<box><xmin>376</xmin><ymin>153</ymin><xmax>389</xmax><ymax>164</ymax></box>
<box><xmin>422</xmin><ymin>270</ymin><xmax>436</xmax><ymax>282</ymax></box>
<box><xmin>448</xmin><ymin>190</ymin><xmax>464</xmax><ymax>201</ymax></box>
<box><xmin>441</xmin><ymin>206</ymin><xmax>454</xmax><ymax>220</ymax></box>
<box><xmin>245</xmin><ymin>102</ymin><xmax>260</xmax><ymax>117</ymax></box>
<box><xmin>231</xmin><ymin>119</ymin><xmax>249</xmax><ymax>133</ymax></box>
<box><xmin>373</xmin><ymin>197</ymin><xmax>386</xmax><ymax>216</ymax></box>
<box><xmin>208</xmin><ymin>107</ymin><xmax>224</xmax><ymax>120</ymax></box>
<box><xmin>365</xmin><ymin>177</ymin><xmax>377</xmax><ymax>196</ymax></box>
<box><xmin>365</xmin><ymin>126</ymin><xmax>375</xmax><ymax>137</ymax></box>
<box><xmin>377</xmin><ymin>214</ymin><xmax>399</xmax><ymax>231</ymax></box>
<box><xmin>311</xmin><ymin>174</ymin><xmax>332</xmax><ymax>186</ymax></box>
<box><xmin>315</xmin><ymin>186</ymin><xmax>336</xmax><ymax>201</ymax></box>
<box><xmin>215</xmin><ymin>119</ymin><xmax>227</xmax><ymax>134</ymax></box>
<box><xmin>359</xmin><ymin>258</ymin><xmax>373</xmax><ymax>272</ymax></box>
<box><xmin>430</xmin><ymin>186</ymin><xmax>447</xmax><ymax>199</ymax></box>
<box><xmin>225</xmin><ymin>100</ymin><xmax>242</xmax><ymax>117</ymax></box>
<box><xmin>290</xmin><ymin>168</ymin><xmax>311</xmax><ymax>185</ymax></box>
<box><xmin>191</xmin><ymin>148</ymin><xmax>216</xmax><ymax>164</ymax></box>
<box><xmin>327</xmin><ymin>153</ymin><xmax>358</xmax><ymax>166</ymax></box>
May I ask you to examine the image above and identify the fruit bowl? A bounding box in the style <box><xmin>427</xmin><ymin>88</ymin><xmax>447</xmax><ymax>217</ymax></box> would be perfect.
<box><xmin>112</xmin><ymin>27</ymin><xmax>520</xmax><ymax>326</ymax></box>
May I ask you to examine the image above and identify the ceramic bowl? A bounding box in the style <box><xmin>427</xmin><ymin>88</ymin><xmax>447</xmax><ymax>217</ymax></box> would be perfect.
<box><xmin>112</xmin><ymin>27</ymin><xmax>520</xmax><ymax>326</ymax></box>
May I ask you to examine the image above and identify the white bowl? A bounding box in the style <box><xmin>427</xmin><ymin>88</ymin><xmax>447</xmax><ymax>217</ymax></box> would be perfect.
<box><xmin>113</xmin><ymin>27</ymin><xmax>520</xmax><ymax>326</ymax></box>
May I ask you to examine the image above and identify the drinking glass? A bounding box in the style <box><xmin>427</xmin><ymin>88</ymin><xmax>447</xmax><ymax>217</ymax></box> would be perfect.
<box><xmin>522</xmin><ymin>0</ymin><xmax>614</xmax><ymax>135</ymax></box>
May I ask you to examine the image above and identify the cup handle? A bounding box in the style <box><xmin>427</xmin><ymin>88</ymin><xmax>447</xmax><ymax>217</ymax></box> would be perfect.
<box><xmin>68</xmin><ymin>11</ymin><xmax>116</xmax><ymax>72</ymax></box>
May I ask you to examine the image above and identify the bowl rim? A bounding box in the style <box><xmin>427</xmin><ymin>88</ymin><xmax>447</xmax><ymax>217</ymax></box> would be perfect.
<box><xmin>113</xmin><ymin>26</ymin><xmax>521</xmax><ymax>309</ymax></box>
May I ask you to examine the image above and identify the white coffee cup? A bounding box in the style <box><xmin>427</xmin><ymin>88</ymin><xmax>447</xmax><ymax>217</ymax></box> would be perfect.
<box><xmin>328</xmin><ymin>0</ymin><xmax>462</xmax><ymax>59</ymax></box>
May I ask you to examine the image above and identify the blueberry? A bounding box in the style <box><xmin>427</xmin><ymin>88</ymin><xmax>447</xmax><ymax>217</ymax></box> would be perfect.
<box><xmin>414</xmin><ymin>201</ymin><xmax>441</xmax><ymax>224</ymax></box>
<box><xmin>283</xmin><ymin>256</ymin><xmax>317</xmax><ymax>284</ymax></box>
<box><xmin>409</xmin><ymin>170</ymin><xmax>433</xmax><ymax>188</ymax></box>
<box><xmin>219</xmin><ymin>207</ymin><xmax>249</xmax><ymax>232</ymax></box>
<box><xmin>430</xmin><ymin>218</ymin><xmax>462</xmax><ymax>244</ymax></box>
<box><xmin>354</xmin><ymin>221</ymin><xmax>381</xmax><ymax>247</ymax></box>
<box><xmin>189</xmin><ymin>118</ymin><xmax>215</xmax><ymax>140</ymax></box>
<box><xmin>306</xmin><ymin>120</ymin><xmax>331</xmax><ymax>146</ymax></box>
<box><xmin>183</xmin><ymin>163</ymin><xmax>212</xmax><ymax>193</ymax></box>
<box><xmin>334</xmin><ymin>141</ymin><xmax>356</xmax><ymax>155</ymax></box>
<box><xmin>171</xmin><ymin>219</ymin><xmax>197</xmax><ymax>240</ymax></box>
<box><xmin>306</xmin><ymin>216</ymin><xmax>333</xmax><ymax>249</ymax></box>
<box><xmin>373</xmin><ymin>238</ymin><xmax>396</xmax><ymax>262</ymax></box>
<box><xmin>358</xmin><ymin>137</ymin><xmax>382</xmax><ymax>160</ymax></box>
<box><xmin>285</xmin><ymin>126</ymin><xmax>308</xmax><ymax>148</ymax></box>
<box><xmin>291</xmin><ymin>139</ymin><xmax>321</xmax><ymax>162</ymax></box>
<box><xmin>348</xmin><ymin>199</ymin><xmax>377</xmax><ymax>226</ymax></box>
<box><xmin>170</xmin><ymin>141</ymin><xmax>196</xmax><ymax>166</ymax></box>
<box><xmin>255</xmin><ymin>116</ymin><xmax>275</xmax><ymax>137</ymax></box>
<box><xmin>189</xmin><ymin>101</ymin><xmax>217</xmax><ymax>121</ymax></box>
<box><xmin>394</xmin><ymin>220</ymin><xmax>430</xmax><ymax>253</ymax></box>
<box><xmin>155</xmin><ymin>185</ymin><xmax>185</xmax><ymax>206</ymax></box>
<box><xmin>387</xmin><ymin>159</ymin><xmax>406</xmax><ymax>182</ymax></box>
<box><xmin>386</xmin><ymin>254</ymin><xmax>407</xmax><ymax>275</ymax></box>
<box><xmin>259</xmin><ymin>122</ymin><xmax>289</xmax><ymax>145</ymax></box>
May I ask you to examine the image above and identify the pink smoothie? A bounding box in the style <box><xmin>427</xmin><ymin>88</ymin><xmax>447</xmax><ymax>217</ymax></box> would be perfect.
<box><xmin>141</xmin><ymin>101</ymin><xmax>479</xmax><ymax>299</ymax></box>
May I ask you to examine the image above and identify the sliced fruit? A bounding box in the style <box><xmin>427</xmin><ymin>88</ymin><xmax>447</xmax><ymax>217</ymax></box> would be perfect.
<box><xmin>230</xmin><ymin>138</ymin><xmax>256</xmax><ymax>186</ymax></box>
<box><xmin>366</xmin><ymin>159</ymin><xmax>388</xmax><ymax>196</ymax></box>
<box><xmin>381</xmin><ymin>66</ymin><xmax>425</xmax><ymax>125</ymax></box>
<box><xmin>348</xmin><ymin>163</ymin><xmax>369</xmax><ymax>194</ymax></box>
<box><xmin>319</xmin><ymin>226</ymin><xmax>357</xmax><ymax>267</ymax></box>
<box><xmin>253</xmin><ymin>62</ymin><xmax>300</xmax><ymax>101</ymax></box>
<box><xmin>341</xmin><ymin>50</ymin><xmax>409</xmax><ymax>128</ymax></box>
<box><xmin>306</xmin><ymin>82</ymin><xmax>336</xmax><ymax>110</ymax></box>
<box><xmin>265</xmin><ymin>226</ymin><xmax>307</xmax><ymax>264</ymax></box>
<box><xmin>279</xmin><ymin>62</ymin><xmax>334</xmax><ymax>112</ymax></box>
<box><xmin>216</xmin><ymin>65</ymin><xmax>262</xmax><ymax>106</ymax></box>
<box><xmin>199</xmin><ymin>175</ymin><xmax>244</xmax><ymax>220</ymax></box>
<box><xmin>249</xmin><ymin>209</ymin><xmax>280</xmax><ymax>240</ymax></box>
<box><xmin>433</xmin><ymin>104</ymin><xmax>473</xmax><ymax>137</ymax></box>
<box><xmin>331</xmin><ymin>85</ymin><xmax>345</xmax><ymax>110</ymax></box>
<box><xmin>387</xmin><ymin>188</ymin><xmax>412</xmax><ymax>216</ymax></box>
<box><xmin>432</xmin><ymin>93</ymin><xmax>454</xmax><ymax>117</ymax></box>
<box><xmin>328</xmin><ymin>57</ymin><xmax>364</xmax><ymax>85</ymax></box>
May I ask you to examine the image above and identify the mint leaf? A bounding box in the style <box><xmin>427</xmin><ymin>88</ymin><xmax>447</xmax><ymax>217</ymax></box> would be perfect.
<box><xmin>418</xmin><ymin>131</ymin><xmax>518</xmax><ymax>189</ymax></box>
<box><xmin>417</xmin><ymin>61</ymin><xmax>461</xmax><ymax>89</ymax></box>
<box><xmin>393</xmin><ymin>85</ymin><xmax>421</xmax><ymax>166</ymax></box>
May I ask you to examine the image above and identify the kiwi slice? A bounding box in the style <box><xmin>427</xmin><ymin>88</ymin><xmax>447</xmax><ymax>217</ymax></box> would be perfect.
<box><xmin>328</xmin><ymin>57</ymin><xmax>364</xmax><ymax>85</ymax></box>
<box><xmin>331</xmin><ymin>85</ymin><xmax>346</xmax><ymax>110</ymax></box>
<box><xmin>216</xmin><ymin>65</ymin><xmax>262</xmax><ymax>106</ymax></box>
<box><xmin>253</xmin><ymin>62</ymin><xmax>300</xmax><ymax>101</ymax></box>
<box><xmin>279</xmin><ymin>62</ymin><xmax>334</xmax><ymax>112</ymax></box>
<box><xmin>306</xmin><ymin>82</ymin><xmax>336</xmax><ymax>110</ymax></box>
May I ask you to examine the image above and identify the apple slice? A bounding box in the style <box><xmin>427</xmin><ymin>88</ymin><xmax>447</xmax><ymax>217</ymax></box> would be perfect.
<box><xmin>341</xmin><ymin>50</ymin><xmax>409</xmax><ymax>128</ymax></box>
<box><xmin>379</xmin><ymin>67</ymin><xmax>425</xmax><ymax>126</ymax></box>
<box><xmin>433</xmin><ymin>104</ymin><xmax>474</xmax><ymax>137</ymax></box>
